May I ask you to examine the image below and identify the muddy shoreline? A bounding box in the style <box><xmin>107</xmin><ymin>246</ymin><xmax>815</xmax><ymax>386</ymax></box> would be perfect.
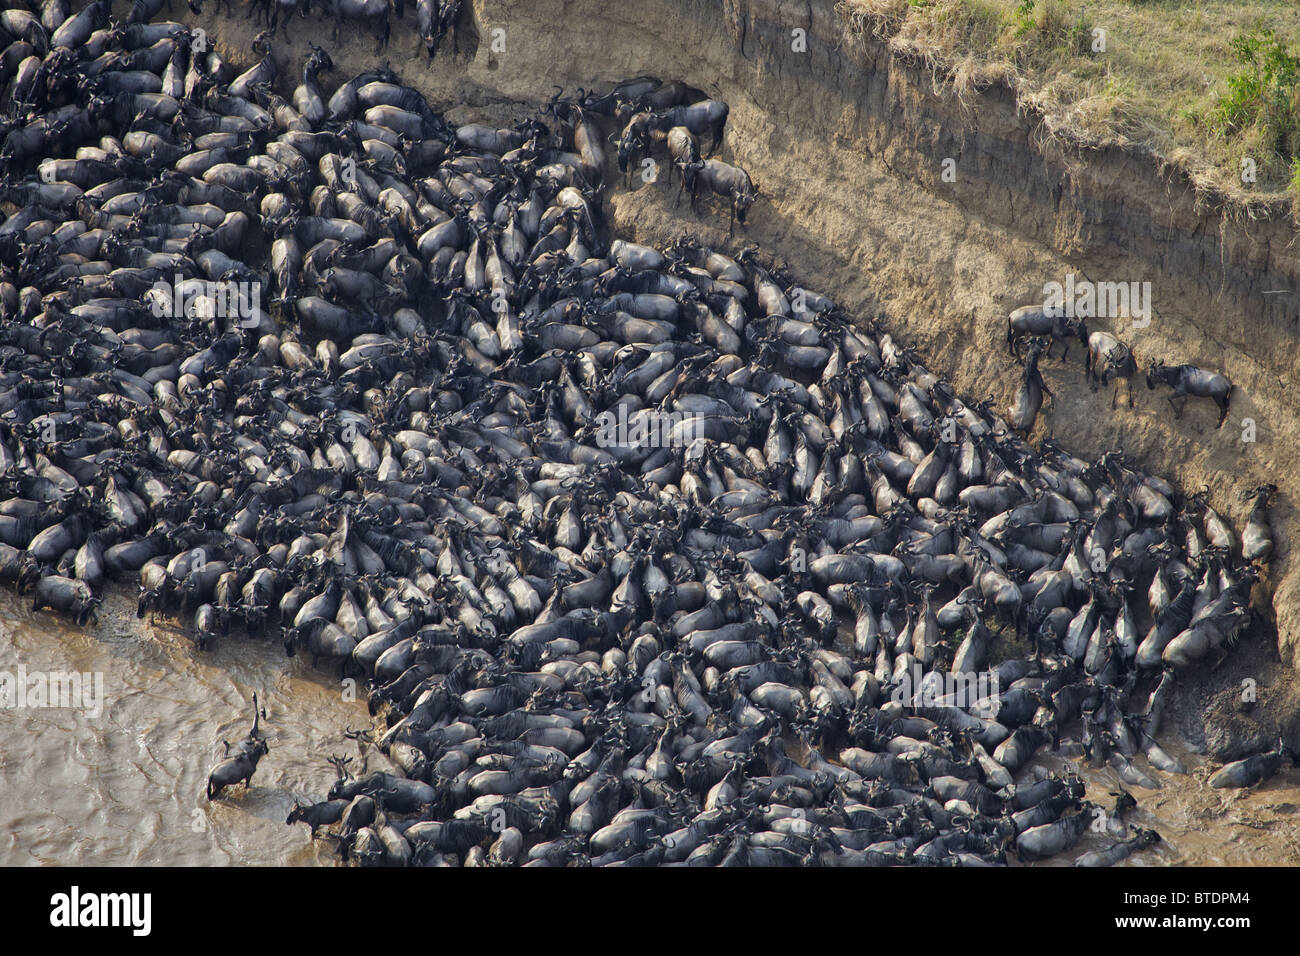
<box><xmin>6</xmin><ymin>589</ymin><xmax>1298</xmax><ymax>865</ymax></box>
<box><xmin>0</xmin><ymin>587</ymin><xmax>366</xmax><ymax>866</ymax></box>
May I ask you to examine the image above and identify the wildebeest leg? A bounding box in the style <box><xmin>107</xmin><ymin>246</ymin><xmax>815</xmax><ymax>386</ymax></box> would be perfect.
<box><xmin>1111</xmin><ymin>383</ymin><xmax>1119</xmax><ymax>410</ymax></box>
<box><xmin>727</xmin><ymin>198</ymin><xmax>736</xmax><ymax>236</ymax></box>
<box><xmin>1128</xmin><ymin>381</ymin><xmax>1135</xmax><ymax>408</ymax></box>
<box><xmin>1168</xmin><ymin>394</ymin><xmax>1181</xmax><ymax>418</ymax></box>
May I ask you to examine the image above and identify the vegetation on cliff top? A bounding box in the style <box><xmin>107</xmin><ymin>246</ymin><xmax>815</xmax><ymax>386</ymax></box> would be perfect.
<box><xmin>838</xmin><ymin>0</ymin><xmax>1300</xmax><ymax>216</ymax></box>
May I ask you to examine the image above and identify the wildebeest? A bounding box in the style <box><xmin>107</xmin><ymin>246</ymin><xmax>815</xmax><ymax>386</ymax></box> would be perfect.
<box><xmin>318</xmin><ymin>0</ymin><xmax>390</xmax><ymax>52</ymax></box>
<box><xmin>665</xmin><ymin>126</ymin><xmax>699</xmax><ymax>203</ymax></box>
<box><xmin>688</xmin><ymin>158</ymin><xmax>756</xmax><ymax>234</ymax></box>
<box><xmin>1085</xmin><ymin>331</ymin><xmax>1137</xmax><ymax>408</ymax></box>
<box><xmin>1240</xmin><ymin>483</ymin><xmax>1276</xmax><ymax>563</ymax></box>
<box><xmin>292</xmin><ymin>44</ymin><xmax>333</xmax><ymax>124</ymax></box>
<box><xmin>1145</xmin><ymin>360</ymin><xmax>1232</xmax><ymax>427</ymax></box>
<box><xmin>206</xmin><ymin>694</ymin><xmax>270</xmax><ymax>800</ymax></box>
<box><xmin>1006</xmin><ymin>303</ymin><xmax>1088</xmax><ymax>360</ymax></box>
<box><xmin>1208</xmin><ymin>740</ymin><xmax>1290</xmax><ymax>789</ymax></box>
<box><xmin>656</xmin><ymin>99</ymin><xmax>728</xmax><ymax>156</ymax></box>
<box><xmin>228</xmin><ymin>31</ymin><xmax>277</xmax><ymax>100</ymax></box>
<box><xmin>287</xmin><ymin>797</ymin><xmax>349</xmax><ymax>836</ymax></box>
<box><xmin>1009</xmin><ymin>338</ymin><xmax>1053</xmax><ymax>434</ymax></box>
<box><xmin>544</xmin><ymin>94</ymin><xmax>606</xmax><ymax>190</ymax></box>
<box><xmin>417</xmin><ymin>0</ymin><xmax>462</xmax><ymax>60</ymax></box>
<box><xmin>31</xmin><ymin>573</ymin><xmax>97</xmax><ymax>624</ymax></box>
<box><xmin>260</xmin><ymin>0</ymin><xmax>306</xmax><ymax>40</ymax></box>
<box><xmin>614</xmin><ymin>111</ymin><xmax>656</xmax><ymax>177</ymax></box>
<box><xmin>615</xmin><ymin>99</ymin><xmax>729</xmax><ymax>175</ymax></box>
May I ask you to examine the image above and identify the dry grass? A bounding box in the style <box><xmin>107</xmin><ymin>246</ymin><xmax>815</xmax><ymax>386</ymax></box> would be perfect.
<box><xmin>837</xmin><ymin>0</ymin><xmax>1300</xmax><ymax>209</ymax></box>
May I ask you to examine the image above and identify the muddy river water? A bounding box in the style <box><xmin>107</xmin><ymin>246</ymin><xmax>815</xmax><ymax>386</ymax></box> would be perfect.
<box><xmin>0</xmin><ymin>588</ymin><xmax>368</xmax><ymax>866</ymax></box>
<box><xmin>3</xmin><ymin>588</ymin><xmax>1299</xmax><ymax>866</ymax></box>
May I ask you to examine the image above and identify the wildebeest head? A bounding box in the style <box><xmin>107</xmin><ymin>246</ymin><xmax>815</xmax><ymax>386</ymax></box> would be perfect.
<box><xmin>615</xmin><ymin>114</ymin><xmax>652</xmax><ymax>173</ymax></box>
<box><xmin>16</xmin><ymin>559</ymin><xmax>40</xmax><ymax>596</ymax></box>
<box><xmin>307</xmin><ymin>44</ymin><xmax>334</xmax><ymax>77</ymax></box>
<box><xmin>85</xmin><ymin>93</ymin><xmax>114</xmax><ymax>124</ymax></box>
<box><xmin>544</xmin><ymin>85</ymin><xmax>568</xmax><ymax>119</ymax></box>
<box><xmin>735</xmin><ymin>179</ymin><xmax>758</xmax><ymax>225</ymax></box>
<box><xmin>1106</xmin><ymin>342</ymin><xmax>1136</xmax><ymax>377</ymax></box>
<box><xmin>251</xmin><ymin>29</ymin><xmax>273</xmax><ymax>57</ymax></box>
<box><xmin>1145</xmin><ymin>359</ymin><xmax>1166</xmax><ymax>389</ymax></box>
<box><xmin>325</xmin><ymin>755</ymin><xmax>355</xmax><ymax>799</ymax></box>
<box><xmin>1066</xmin><ymin>315</ymin><xmax>1089</xmax><ymax>348</ymax></box>
<box><xmin>75</xmin><ymin>595</ymin><xmax>99</xmax><ymax>627</ymax></box>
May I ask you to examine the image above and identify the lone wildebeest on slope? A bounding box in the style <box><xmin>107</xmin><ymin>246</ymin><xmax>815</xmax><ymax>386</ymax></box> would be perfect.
<box><xmin>1146</xmin><ymin>359</ymin><xmax>1232</xmax><ymax>428</ymax></box>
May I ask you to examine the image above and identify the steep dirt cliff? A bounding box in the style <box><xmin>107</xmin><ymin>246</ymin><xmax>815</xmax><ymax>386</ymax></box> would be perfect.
<box><xmin>196</xmin><ymin>0</ymin><xmax>1300</xmax><ymax>752</ymax></box>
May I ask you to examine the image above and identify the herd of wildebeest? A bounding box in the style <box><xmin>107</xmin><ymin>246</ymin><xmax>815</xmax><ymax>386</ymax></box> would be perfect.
<box><xmin>0</xmin><ymin>0</ymin><xmax>1290</xmax><ymax>867</ymax></box>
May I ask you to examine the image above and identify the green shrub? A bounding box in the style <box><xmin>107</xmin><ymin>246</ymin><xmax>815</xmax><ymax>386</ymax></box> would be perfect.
<box><xmin>1011</xmin><ymin>0</ymin><xmax>1094</xmax><ymax>56</ymax></box>
<box><xmin>1211</xmin><ymin>29</ymin><xmax>1300</xmax><ymax>163</ymax></box>
<box><xmin>1012</xmin><ymin>0</ymin><xmax>1037</xmax><ymax>37</ymax></box>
